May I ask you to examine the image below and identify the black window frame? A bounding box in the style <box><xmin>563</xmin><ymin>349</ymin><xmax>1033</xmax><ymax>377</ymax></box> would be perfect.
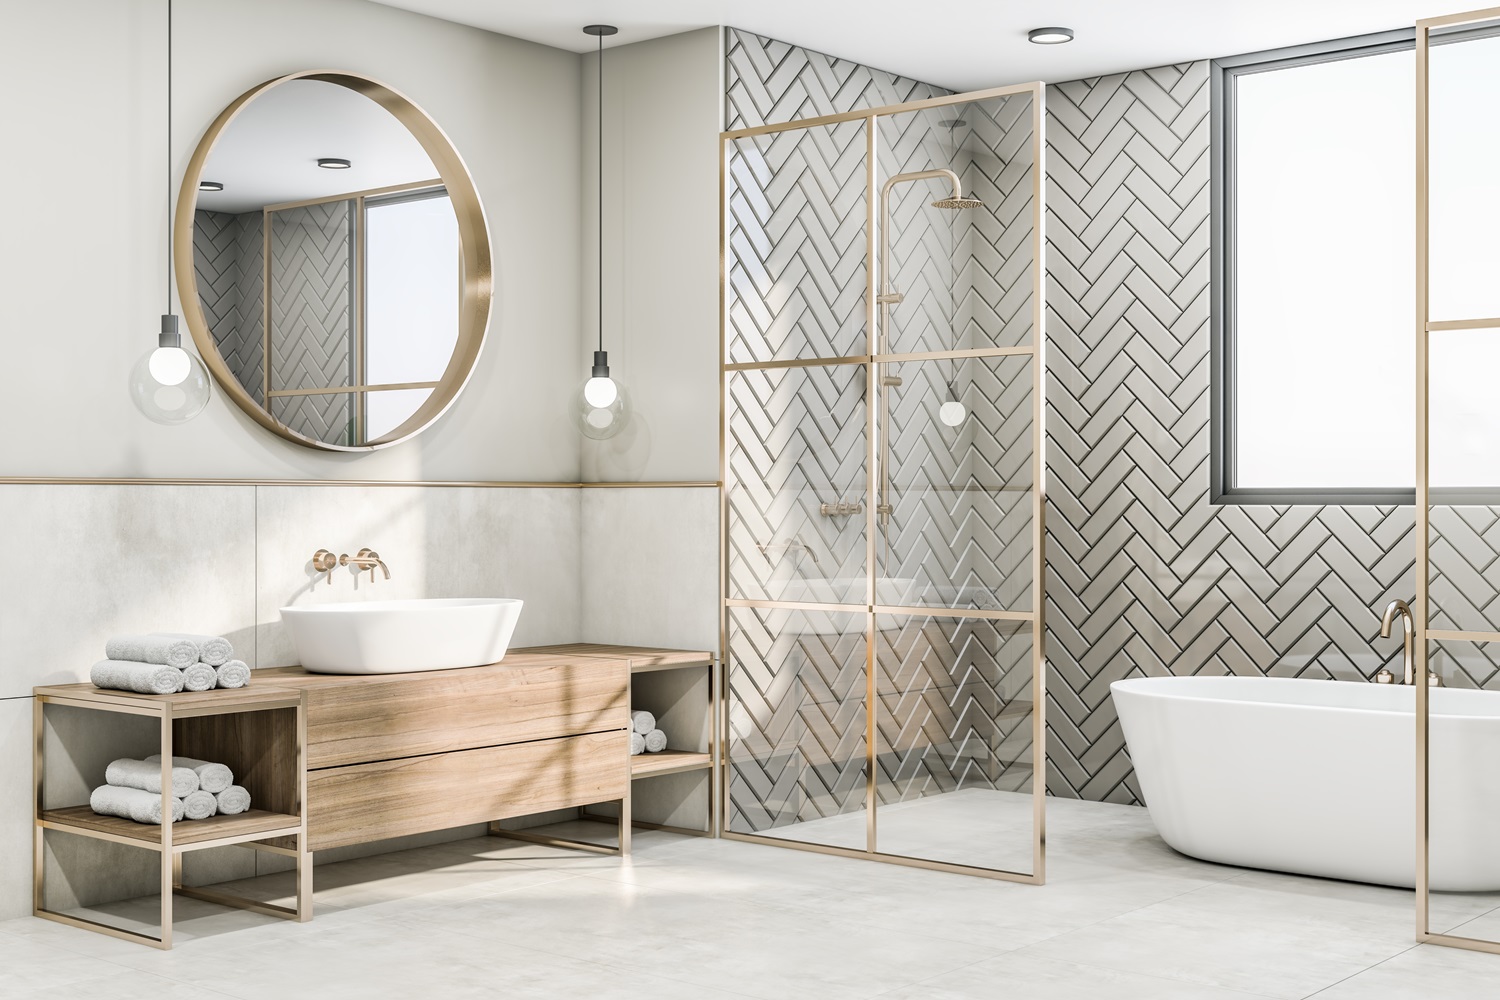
<box><xmin>1211</xmin><ymin>28</ymin><xmax>1418</xmax><ymax>506</ymax></box>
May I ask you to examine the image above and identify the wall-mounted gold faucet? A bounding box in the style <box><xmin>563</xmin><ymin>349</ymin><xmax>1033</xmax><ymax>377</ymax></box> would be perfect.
<box><xmin>310</xmin><ymin>548</ymin><xmax>391</xmax><ymax>584</ymax></box>
<box><xmin>341</xmin><ymin>548</ymin><xmax>391</xmax><ymax>582</ymax></box>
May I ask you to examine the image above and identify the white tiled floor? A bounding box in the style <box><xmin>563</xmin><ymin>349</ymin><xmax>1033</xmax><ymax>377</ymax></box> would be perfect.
<box><xmin>5</xmin><ymin>796</ymin><xmax>1498</xmax><ymax>999</ymax></box>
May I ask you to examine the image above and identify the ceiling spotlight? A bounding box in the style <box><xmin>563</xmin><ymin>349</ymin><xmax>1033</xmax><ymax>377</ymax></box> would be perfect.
<box><xmin>198</xmin><ymin>180</ymin><xmax>223</xmax><ymax>192</ymax></box>
<box><xmin>317</xmin><ymin>157</ymin><xmax>352</xmax><ymax>169</ymax></box>
<box><xmin>1027</xmin><ymin>26</ymin><xmax>1074</xmax><ymax>44</ymax></box>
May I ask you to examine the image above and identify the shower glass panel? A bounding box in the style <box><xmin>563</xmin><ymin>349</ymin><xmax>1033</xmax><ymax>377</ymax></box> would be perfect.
<box><xmin>726</xmin><ymin>606</ymin><xmax>868</xmax><ymax>851</ymax></box>
<box><xmin>726</xmin><ymin>363</ymin><xmax>868</xmax><ymax>606</ymax></box>
<box><xmin>876</xmin><ymin>355</ymin><xmax>1035</xmax><ymax>613</ymax></box>
<box><xmin>872</xmin><ymin>614</ymin><xmax>1036</xmax><ymax>872</ymax></box>
<box><xmin>722</xmin><ymin>83</ymin><xmax>1045</xmax><ymax>881</ymax></box>
<box><xmin>1417</xmin><ymin>9</ymin><xmax>1500</xmax><ymax>956</ymax></box>
<box><xmin>725</xmin><ymin>122</ymin><xmax>870</xmax><ymax>366</ymax></box>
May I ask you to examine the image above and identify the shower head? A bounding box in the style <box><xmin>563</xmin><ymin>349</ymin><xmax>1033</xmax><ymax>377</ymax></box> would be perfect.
<box><xmin>932</xmin><ymin>194</ymin><xmax>983</xmax><ymax>210</ymax></box>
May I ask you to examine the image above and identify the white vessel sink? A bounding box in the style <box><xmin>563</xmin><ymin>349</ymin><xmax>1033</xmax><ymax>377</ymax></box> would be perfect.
<box><xmin>281</xmin><ymin>598</ymin><xmax>524</xmax><ymax>674</ymax></box>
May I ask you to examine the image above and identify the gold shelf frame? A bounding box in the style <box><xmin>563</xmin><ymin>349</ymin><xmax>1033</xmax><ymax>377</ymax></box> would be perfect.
<box><xmin>716</xmin><ymin>81</ymin><xmax>1048</xmax><ymax>884</ymax></box>
<box><xmin>1415</xmin><ymin>4</ymin><xmax>1500</xmax><ymax>958</ymax></box>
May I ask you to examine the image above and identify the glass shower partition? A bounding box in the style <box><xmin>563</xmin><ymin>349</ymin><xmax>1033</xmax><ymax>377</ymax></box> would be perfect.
<box><xmin>1416</xmin><ymin>8</ymin><xmax>1500</xmax><ymax>955</ymax></box>
<box><xmin>720</xmin><ymin>83</ymin><xmax>1046</xmax><ymax>881</ymax></box>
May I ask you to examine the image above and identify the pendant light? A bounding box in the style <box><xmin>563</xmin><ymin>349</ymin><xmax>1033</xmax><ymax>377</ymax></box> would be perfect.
<box><xmin>129</xmin><ymin>0</ymin><xmax>210</xmax><ymax>425</ymax></box>
<box><xmin>574</xmin><ymin>23</ymin><xmax>631</xmax><ymax>440</ymax></box>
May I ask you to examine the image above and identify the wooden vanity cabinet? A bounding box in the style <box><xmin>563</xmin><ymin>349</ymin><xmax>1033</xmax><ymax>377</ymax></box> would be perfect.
<box><xmin>258</xmin><ymin>649</ymin><xmax>630</xmax><ymax>852</ymax></box>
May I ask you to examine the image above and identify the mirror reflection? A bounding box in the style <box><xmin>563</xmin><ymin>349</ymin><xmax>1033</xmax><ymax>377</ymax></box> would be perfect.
<box><xmin>191</xmin><ymin>78</ymin><xmax>467</xmax><ymax>447</ymax></box>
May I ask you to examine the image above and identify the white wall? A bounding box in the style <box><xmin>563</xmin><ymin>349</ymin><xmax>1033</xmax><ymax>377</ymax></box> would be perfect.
<box><xmin>0</xmin><ymin>0</ymin><xmax>582</xmax><ymax>481</ymax></box>
<box><xmin>581</xmin><ymin>27</ymin><xmax>722</xmax><ymax>483</ymax></box>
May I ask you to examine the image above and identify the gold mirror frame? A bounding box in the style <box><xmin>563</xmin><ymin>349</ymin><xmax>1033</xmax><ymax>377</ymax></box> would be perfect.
<box><xmin>174</xmin><ymin>70</ymin><xmax>493</xmax><ymax>453</ymax></box>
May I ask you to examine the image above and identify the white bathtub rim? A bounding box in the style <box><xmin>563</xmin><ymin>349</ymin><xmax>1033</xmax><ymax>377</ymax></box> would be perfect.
<box><xmin>1111</xmin><ymin>675</ymin><xmax>1500</xmax><ymax>721</ymax></box>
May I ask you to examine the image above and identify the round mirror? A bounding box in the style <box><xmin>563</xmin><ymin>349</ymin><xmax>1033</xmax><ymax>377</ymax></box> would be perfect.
<box><xmin>175</xmin><ymin>71</ymin><xmax>491</xmax><ymax>451</ymax></box>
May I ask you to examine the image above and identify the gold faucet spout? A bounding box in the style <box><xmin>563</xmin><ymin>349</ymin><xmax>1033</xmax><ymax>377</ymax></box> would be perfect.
<box><xmin>1378</xmin><ymin>599</ymin><xmax>1416</xmax><ymax>685</ymax></box>
<box><xmin>340</xmin><ymin>548</ymin><xmax>391</xmax><ymax>582</ymax></box>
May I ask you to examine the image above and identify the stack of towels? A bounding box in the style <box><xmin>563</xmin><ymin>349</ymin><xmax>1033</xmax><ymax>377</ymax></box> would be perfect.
<box><xmin>91</xmin><ymin>633</ymin><xmax>251</xmax><ymax>695</ymax></box>
<box><xmin>628</xmin><ymin>710</ymin><xmax>671</xmax><ymax>756</ymax></box>
<box><xmin>89</xmin><ymin>755</ymin><xmax>253</xmax><ymax>825</ymax></box>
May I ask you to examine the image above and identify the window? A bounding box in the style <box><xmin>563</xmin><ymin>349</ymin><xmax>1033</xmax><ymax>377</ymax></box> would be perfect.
<box><xmin>1212</xmin><ymin>28</ymin><xmax>1500</xmax><ymax>503</ymax></box>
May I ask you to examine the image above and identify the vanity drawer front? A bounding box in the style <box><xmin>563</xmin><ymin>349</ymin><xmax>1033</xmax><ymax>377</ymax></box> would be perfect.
<box><xmin>306</xmin><ymin>729</ymin><xmax>628</xmax><ymax>851</ymax></box>
<box><xmin>303</xmin><ymin>662</ymin><xmax>628</xmax><ymax>768</ymax></box>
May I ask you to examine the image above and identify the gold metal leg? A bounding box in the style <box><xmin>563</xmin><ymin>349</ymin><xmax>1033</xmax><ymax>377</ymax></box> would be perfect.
<box><xmin>297</xmin><ymin>840</ymin><xmax>313</xmax><ymax>922</ymax></box>
<box><xmin>619</xmin><ymin>796</ymin><xmax>631</xmax><ymax>857</ymax></box>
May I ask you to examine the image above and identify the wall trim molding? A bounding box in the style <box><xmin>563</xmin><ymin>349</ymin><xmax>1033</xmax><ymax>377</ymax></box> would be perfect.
<box><xmin>0</xmin><ymin>479</ymin><xmax>720</xmax><ymax>489</ymax></box>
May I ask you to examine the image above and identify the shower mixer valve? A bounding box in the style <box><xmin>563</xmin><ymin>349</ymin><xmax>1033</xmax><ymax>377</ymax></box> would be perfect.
<box><xmin>819</xmin><ymin>500</ymin><xmax>864</xmax><ymax>516</ymax></box>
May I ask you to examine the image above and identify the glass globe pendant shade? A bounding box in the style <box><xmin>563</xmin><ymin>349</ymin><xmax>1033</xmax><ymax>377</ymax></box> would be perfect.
<box><xmin>129</xmin><ymin>315</ymin><xmax>211</xmax><ymax>425</ymax></box>
<box><xmin>575</xmin><ymin>352</ymin><xmax>630</xmax><ymax>440</ymax></box>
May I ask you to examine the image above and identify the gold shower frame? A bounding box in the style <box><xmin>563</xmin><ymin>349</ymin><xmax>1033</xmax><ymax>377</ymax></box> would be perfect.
<box><xmin>717</xmin><ymin>81</ymin><xmax>1048</xmax><ymax>883</ymax></box>
<box><xmin>1415</xmin><ymin>5</ymin><xmax>1500</xmax><ymax>957</ymax></box>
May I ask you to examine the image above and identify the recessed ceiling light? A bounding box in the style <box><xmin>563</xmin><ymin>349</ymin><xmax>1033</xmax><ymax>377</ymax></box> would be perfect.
<box><xmin>1028</xmin><ymin>26</ymin><xmax>1074</xmax><ymax>44</ymax></box>
<box><xmin>198</xmin><ymin>181</ymin><xmax>223</xmax><ymax>192</ymax></box>
<box><xmin>317</xmin><ymin>157</ymin><xmax>352</xmax><ymax>169</ymax></box>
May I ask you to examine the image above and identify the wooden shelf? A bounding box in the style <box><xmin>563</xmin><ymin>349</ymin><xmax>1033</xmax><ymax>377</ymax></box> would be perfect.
<box><xmin>39</xmin><ymin>807</ymin><xmax>302</xmax><ymax>851</ymax></box>
<box><xmin>631</xmin><ymin>749</ymin><xmax>713</xmax><ymax>778</ymax></box>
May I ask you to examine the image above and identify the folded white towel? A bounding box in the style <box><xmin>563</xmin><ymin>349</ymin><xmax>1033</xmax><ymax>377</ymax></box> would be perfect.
<box><xmin>181</xmin><ymin>662</ymin><xmax>217</xmax><ymax>692</ymax></box>
<box><xmin>182</xmin><ymin>789</ymin><xmax>218</xmax><ymax>820</ymax></box>
<box><xmin>644</xmin><ymin>729</ymin><xmax>668</xmax><ymax>753</ymax></box>
<box><xmin>104</xmin><ymin>634</ymin><xmax>198</xmax><ymax>670</ymax></box>
<box><xmin>146</xmin><ymin>755</ymin><xmax>233</xmax><ymax>795</ymax></box>
<box><xmin>155</xmin><ymin>632</ymin><xmax>234</xmax><ymax>667</ymax></box>
<box><xmin>91</xmin><ymin>659</ymin><xmax>184</xmax><ymax>695</ymax></box>
<box><xmin>106</xmin><ymin>758</ymin><xmax>200</xmax><ymax>798</ymax></box>
<box><xmin>631</xmin><ymin>710</ymin><xmax>656</xmax><ymax>735</ymax></box>
<box><xmin>630</xmin><ymin>732</ymin><xmax>646</xmax><ymax>756</ymax></box>
<box><xmin>90</xmin><ymin>785</ymin><xmax>183</xmax><ymax>825</ymax></box>
<box><xmin>216</xmin><ymin>785</ymin><xmax>251</xmax><ymax>816</ymax></box>
<box><xmin>215</xmin><ymin>660</ymin><xmax>251</xmax><ymax>689</ymax></box>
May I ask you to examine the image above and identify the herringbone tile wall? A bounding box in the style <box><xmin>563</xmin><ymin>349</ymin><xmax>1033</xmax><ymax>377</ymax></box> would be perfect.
<box><xmin>193</xmin><ymin>209</ymin><xmax>265</xmax><ymax>405</ymax></box>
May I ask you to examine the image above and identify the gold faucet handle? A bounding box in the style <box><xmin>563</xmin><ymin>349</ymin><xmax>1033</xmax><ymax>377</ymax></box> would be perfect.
<box><xmin>311</xmin><ymin>549</ymin><xmax>338</xmax><ymax>583</ymax></box>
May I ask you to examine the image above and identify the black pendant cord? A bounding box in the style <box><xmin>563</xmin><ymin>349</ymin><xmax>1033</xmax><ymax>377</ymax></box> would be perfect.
<box><xmin>165</xmin><ymin>0</ymin><xmax>173</xmax><ymax>315</ymax></box>
<box><xmin>597</xmin><ymin>31</ymin><xmax>604</xmax><ymax>358</ymax></box>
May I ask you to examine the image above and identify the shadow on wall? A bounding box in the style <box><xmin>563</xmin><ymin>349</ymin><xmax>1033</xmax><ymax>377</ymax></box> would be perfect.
<box><xmin>583</xmin><ymin>411</ymin><xmax>652</xmax><ymax>481</ymax></box>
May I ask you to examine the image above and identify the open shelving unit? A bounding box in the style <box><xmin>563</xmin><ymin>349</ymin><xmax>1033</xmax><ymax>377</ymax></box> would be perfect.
<box><xmin>529</xmin><ymin>643</ymin><xmax>719</xmax><ymax>836</ymax></box>
<box><xmin>32</xmin><ymin>682</ymin><xmax>310</xmax><ymax>950</ymax></box>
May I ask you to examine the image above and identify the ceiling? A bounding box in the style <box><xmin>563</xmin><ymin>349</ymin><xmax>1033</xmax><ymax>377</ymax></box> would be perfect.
<box><xmin>369</xmin><ymin>0</ymin><xmax>1463</xmax><ymax>92</ymax></box>
<box><xmin>197</xmin><ymin>80</ymin><xmax>438</xmax><ymax>214</ymax></box>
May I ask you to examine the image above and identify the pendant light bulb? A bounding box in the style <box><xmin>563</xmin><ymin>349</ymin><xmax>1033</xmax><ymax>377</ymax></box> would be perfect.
<box><xmin>149</xmin><ymin>346</ymin><xmax>191</xmax><ymax>386</ymax></box>
<box><xmin>584</xmin><ymin>376</ymin><xmax>619</xmax><ymax>408</ymax></box>
<box><xmin>939</xmin><ymin>380</ymin><xmax>966</xmax><ymax>427</ymax></box>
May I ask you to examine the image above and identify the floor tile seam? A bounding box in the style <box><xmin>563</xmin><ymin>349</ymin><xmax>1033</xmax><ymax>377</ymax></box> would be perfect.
<box><xmin>1298</xmin><ymin>942</ymin><xmax>1421</xmax><ymax>998</ymax></box>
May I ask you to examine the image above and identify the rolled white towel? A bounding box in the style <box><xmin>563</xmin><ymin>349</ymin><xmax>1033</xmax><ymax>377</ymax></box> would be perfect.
<box><xmin>215</xmin><ymin>660</ymin><xmax>251</xmax><ymax>689</ymax></box>
<box><xmin>91</xmin><ymin>660</ymin><xmax>184</xmax><ymax>695</ymax></box>
<box><xmin>104</xmin><ymin>634</ymin><xmax>197</xmax><ymax>670</ymax></box>
<box><xmin>181</xmin><ymin>662</ymin><xmax>217</xmax><ymax>692</ymax></box>
<box><xmin>146</xmin><ymin>754</ymin><xmax>233</xmax><ymax>795</ymax></box>
<box><xmin>631</xmin><ymin>710</ymin><xmax>655</xmax><ymax>735</ymax></box>
<box><xmin>106</xmin><ymin>758</ymin><xmax>199</xmax><ymax>797</ymax></box>
<box><xmin>630</xmin><ymin>732</ymin><xmax>646</xmax><ymax>756</ymax></box>
<box><xmin>216</xmin><ymin>785</ymin><xmax>251</xmax><ymax>816</ymax></box>
<box><xmin>644</xmin><ymin>729</ymin><xmax>668</xmax><ymax>753</ymax></box>
<box><xmin>155</xmin><ymin>632</ymin><xmax>234</xmax><ymax>667</ymax></box>
<box><xmin>182</xmin><ymin>789</ymin><xmax>218</xmax><ymax>820</ymax></box>
<box><xmin>90</xmin><ymin>785</ymin><xmax>183</xmax><ymax>825</ymax></box>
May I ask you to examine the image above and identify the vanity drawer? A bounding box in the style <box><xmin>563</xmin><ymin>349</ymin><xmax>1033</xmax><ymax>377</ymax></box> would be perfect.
<box><xmin>301</xmin><ymin>661</ymin><xmax>628</xmax><ymax>768</ymax></box>
<box><xmin>306</xmin><ymin>729</ymin><xmax>628</xmax><ymax>851</ymax></box>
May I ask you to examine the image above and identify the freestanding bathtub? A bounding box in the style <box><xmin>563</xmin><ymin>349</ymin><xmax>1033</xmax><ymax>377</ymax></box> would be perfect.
<box><xmin>1112</xmin><ymin>675</ymin><xmax>1500</xmax><ymax>891</ymax></box>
